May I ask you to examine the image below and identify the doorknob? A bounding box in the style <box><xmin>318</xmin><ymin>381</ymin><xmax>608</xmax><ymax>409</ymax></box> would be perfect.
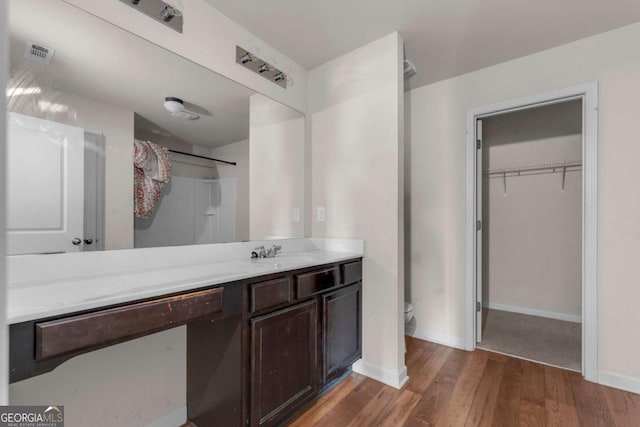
<box><xmin>84</xmin><ymin>239</ymin><xmax>93</xmax><ymax>245</ymax></box>
<box><xmin>72</xmin><ymin>238</ymin><xmax>82</xmax><ymax>245</ymax></box>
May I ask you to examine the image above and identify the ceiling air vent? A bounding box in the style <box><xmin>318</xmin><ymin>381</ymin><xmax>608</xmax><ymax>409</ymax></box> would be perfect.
<box><xmin>24</xmin><ymin>41</ymin><xmax>55</xmax><ymax>64</ymax></box>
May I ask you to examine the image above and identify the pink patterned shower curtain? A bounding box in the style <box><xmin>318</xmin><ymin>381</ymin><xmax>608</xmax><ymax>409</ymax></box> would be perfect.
<box><xmin>133</xmin><ymin>139</ymin><xmax>172</xmax><ymax>218</ymax></box>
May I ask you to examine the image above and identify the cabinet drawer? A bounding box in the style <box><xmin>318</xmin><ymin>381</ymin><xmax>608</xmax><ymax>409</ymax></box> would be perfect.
<box><xmin>35</xmin><ymin>287</ymin><xmax>224</xmax><ymax>361</ymax></box>
<box><xmin>295</xmin><ymin>267</ymin><xmax>339</xmax><ymax>299</ymax></box>
<box><xmin>250</xmin><ymin>277</ymin><xmax>292</xmax><ymax>314</ymax></box>
<box><xmin>341</xmin><ymin>261</ymin><xmax>362</xmax><ymax>285</ymax></box>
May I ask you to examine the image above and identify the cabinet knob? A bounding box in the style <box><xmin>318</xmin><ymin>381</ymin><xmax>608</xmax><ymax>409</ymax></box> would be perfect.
<box><xmin>84</xmin><ymin>239</ymin><xmax>93</xmax><ymax>245</ymax></box>
<box><xmin>71</xmin><ymin>238</ymin><xmax>82</xmax><ymax>245</ymax></box>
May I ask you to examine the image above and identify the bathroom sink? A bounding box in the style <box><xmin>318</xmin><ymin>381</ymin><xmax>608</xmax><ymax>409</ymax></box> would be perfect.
<box><xmin>251</xmin><ymin>253</ymin><xmax>323</xmax><ymax>269</ymax></box>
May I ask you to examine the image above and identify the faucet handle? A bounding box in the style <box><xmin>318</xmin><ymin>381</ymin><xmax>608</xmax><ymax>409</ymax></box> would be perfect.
<box><xmin>253</xmin><ymin>245</ymin><xmax>267</xmax><ymax>258</ymax></box>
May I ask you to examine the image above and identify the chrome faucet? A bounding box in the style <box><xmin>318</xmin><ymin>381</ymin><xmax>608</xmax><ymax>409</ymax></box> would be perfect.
<box><xmin>266</xmin><ymin>244</ymin><xmax>282</xmax><ymax>258</ymax></box>
<box><xmin>251</xmin><ymin>244</ymin><xmax>282</xmax><ymax>258</ymax></box>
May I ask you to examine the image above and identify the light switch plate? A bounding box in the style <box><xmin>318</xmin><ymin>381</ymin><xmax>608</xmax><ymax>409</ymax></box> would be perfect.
<box><xmin>317</xmin><ymin>207</ymin><xmax>325</xmax><ymax>222</ymax></box>
<box><xmin>293</xmin><ymin>208</ymin><xmax>301</xmax><ymax>222</ymax></box>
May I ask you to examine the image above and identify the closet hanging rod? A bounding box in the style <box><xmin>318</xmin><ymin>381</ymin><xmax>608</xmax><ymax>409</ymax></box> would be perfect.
<box><xmin>484</xmin><ymin>161</ymin><xmax>581</xmax><ymax>176</ymax></box>
<box><xmin>168</xmin><ymin>149</ymin><xmax>237</xmax><ymax>166</ymax></box>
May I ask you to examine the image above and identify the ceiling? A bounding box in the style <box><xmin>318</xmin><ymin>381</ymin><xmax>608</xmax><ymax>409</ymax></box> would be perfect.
<box><xmin>8</xmin><ymin>0</ymin><xmax>255</xmax><ymax>149</ymax></box>
<box><xmin>205</xmin><ymin>0</ymin><xmax>640</xmax><ymax>89</ymax></box>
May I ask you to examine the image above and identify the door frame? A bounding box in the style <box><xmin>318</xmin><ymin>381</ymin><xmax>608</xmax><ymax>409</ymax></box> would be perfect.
<box><xmin>464</xmin><ymin>82</ymin><xmax>598</xmax><ymax>382</ymax></box>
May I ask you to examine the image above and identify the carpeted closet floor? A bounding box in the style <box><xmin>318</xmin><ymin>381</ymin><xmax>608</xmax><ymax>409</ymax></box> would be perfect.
<box><xmin>477</xmin><ymin>308</ymin><xmax>581</xmax><ymax>371</ymax></box>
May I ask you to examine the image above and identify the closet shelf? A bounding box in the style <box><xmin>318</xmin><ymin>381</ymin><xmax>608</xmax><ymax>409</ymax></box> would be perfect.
<box><xmin>483</xmin><ymin>161</ymin><xmax>582</xmax><ymax>176</ymax></box>
<box><xmin>484</xmin><ymin>161</ymin><xmax>582</xmax><ymax>194</ymax></box>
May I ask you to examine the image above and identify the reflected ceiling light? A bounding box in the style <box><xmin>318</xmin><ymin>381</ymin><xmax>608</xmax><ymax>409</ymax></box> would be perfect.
<box><xmin>240</xmin><ymin>53</ymin><xmax>253</xmax><ymax>64</ymax></box>
<box><xmin>160</xmin><ymin>5</ymin><xmax>182</xmax><ymax>22</ymax></box>
<box><xmin>6</xmin><ymin>87</ymin><xmax>42</xmax><ymax>97</ymax></box>
<box><xmin>163</xmin><ymin>97</ymin><xmax>184</xmax><ymax>113</ymax></box>
<box><xmin>37</xmin><ymin>100</ymin><xmax>69</xmax><ymax>113</ymax></box>
<box><xmin>163</xmin><ymin>97</ymin><xmax>199</xmax><ymax>120</ymax></box>
<box><xmin>119</xmin><ymin>0</ymin><xmax>183</xmax><ymax>33</ymax></box>
<box><xmin>236</xmin><ymin>46</ymin><xmax>288</xmax><ymax>89</ymax></box>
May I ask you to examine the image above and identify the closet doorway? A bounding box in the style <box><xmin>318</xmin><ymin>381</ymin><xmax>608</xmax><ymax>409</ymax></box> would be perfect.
<box><xmin>480</xmin><ymin>99</ymin><xmax>582</xmax><ymax>370</ymax></box>
<box><xmin>465</xmin><ymin>84</ymin><xmax>598</xmax><ymax>380</ymax></box>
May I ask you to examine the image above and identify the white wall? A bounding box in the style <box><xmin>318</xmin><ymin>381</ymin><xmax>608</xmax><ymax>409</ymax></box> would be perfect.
<box><xmin>211</xmin><ymin>139</ymin><xmax>250</xmax><ymax>241</ymax></box>
<box><xmin>0</xmin><ymin>0</ymin><xmax>8</xmax><ymax>405</ymax></box>
<box><xmin>406</xmin><ymin>21</ymin><xmax>640</xmax><ymax>388</ymax></box>
<box><xmin>10</xmin><ymin>328</ymin><xmax>186</xmax><ymax>427</ymax></box>
<box><xmin>6</xmin><ymin>88</ymin><xmax>133</xmax><ymax>250</ymax></box>
<box><xmin>308</xmin><ymin>33</ymin><xmax>406</xmax><ymax>387</ymax></box>
<box><xmin>249</xmin><ymin>94</ymin><xmax>305</xmax><ymax>240</ymax></box>
<box><xmin>64</xmin><ymin>0</ymin><xmax>307</xmax><ymax>113</ymax></box>
<box><xmin>482</xmin><ymin>101</ymin><xmax>582</xmax><ymax>321</ymax></box>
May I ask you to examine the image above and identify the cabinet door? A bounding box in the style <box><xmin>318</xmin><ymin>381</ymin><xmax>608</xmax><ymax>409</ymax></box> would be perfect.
<box><xmin>251</xmin><ymin>300</ymin><xmax>317</xmax><ymax>426</ymax></box>
<box><xmin>322</xmin><ymin>282</ymin><xmax>362</xmax><ymax>384</ymax></box>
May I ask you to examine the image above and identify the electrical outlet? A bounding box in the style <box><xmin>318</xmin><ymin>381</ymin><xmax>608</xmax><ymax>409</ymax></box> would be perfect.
<box><xmin>317</xmin><ymin>207</ymin><xmax>325</xmax><ymax>222</ymax></box>
<box><xmin>293</xmin><ymin>208</ymin><xmax>301</xmax><ymax>222</ymax></box>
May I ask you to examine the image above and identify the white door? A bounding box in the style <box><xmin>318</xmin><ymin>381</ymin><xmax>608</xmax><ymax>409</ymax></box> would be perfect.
<box><xmin>476</xmin><ymin>119</ymin><xmax>483</xmax><ymax>342</ymax></box>
<box><xmin>7</xmin><ymin>112</ymin><xmax>85</xmax><ymax>254</ymax></box>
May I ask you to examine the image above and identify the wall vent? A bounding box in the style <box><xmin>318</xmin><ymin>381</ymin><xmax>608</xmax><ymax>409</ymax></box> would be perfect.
<box><xmin>404</xmin><ymin>59</ymin><xmax>417</xmax><ymax>79</ymax></box>
<box><xmin>24</xmin><ymin>41</ymin><xmax>55</xmax><ymax>64</ymax></box>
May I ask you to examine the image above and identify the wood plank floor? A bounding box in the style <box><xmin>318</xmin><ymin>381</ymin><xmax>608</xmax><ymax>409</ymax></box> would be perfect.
<box><xmin>289</xmin><ymin>337</ymin><xmax>640</xmax><ymax>427</ymax></box>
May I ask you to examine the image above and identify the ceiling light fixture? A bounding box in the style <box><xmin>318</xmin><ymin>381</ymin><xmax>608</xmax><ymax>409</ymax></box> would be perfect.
<box><xmin>163</xmin><ymin>97</ymin><xmax>200</xmax><ymax>120</ymax></box>
<box><xmin>235</xmin><ymin>46</ymin><xmax>288</xmax><ymax>89</ymax></box>
<box><xmin>160</xmin><ymin>5</ymin><xmax>181</xmax><ymax>22</ymax></box>
<box><xmin>119</xmin><ymin>0</ymin><xmax>183</xmax><ymax>33</ymax></box>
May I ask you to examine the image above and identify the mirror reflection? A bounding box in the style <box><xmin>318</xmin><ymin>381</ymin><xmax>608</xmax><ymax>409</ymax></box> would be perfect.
<box><xmin>6</xmin><ymin>0</ymin><xmax>305</xmax><ymax>255</ymax></box>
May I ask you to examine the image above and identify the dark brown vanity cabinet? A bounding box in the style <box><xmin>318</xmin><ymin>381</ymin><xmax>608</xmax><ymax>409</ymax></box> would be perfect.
<box><xmin>247</xmin><ymin>259</ymin><xmax>362</xmax><ymax>426</ymax></box>
<box><xmin>321</xmin><ymin>281</ymin><xmax>362</xmax><ymax>384</ymax></box>
<box><xmin>10</xmin><ymin>257</ymin><xmax>362</xmax><ymax>427</ymax></box>
<box><xmin>250</xmin><ymin>300</ymin><xmax>318</xmax><ymax>426</ymax></box>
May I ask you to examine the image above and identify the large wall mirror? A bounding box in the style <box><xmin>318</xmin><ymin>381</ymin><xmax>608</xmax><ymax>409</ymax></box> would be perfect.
<box><xmin>6</xmin><ymin>0</ymin><xmax>305</xmax><ymax>255</ymax></box>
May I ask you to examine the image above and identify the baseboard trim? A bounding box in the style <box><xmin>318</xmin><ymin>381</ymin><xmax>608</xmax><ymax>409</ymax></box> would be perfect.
<box><xmin>486</xmin><ymin>302</ymin><xmax>581</xmax><ymax>323</ymax></box>
<box><xmin>405</xmin><ymin>326</ymin><xmax>466</xmax><ymax>350</ymax></box>
<box><xmin>598</xmin><ymin>371</ymin><xmax>640</xmax><ymax>394</ymax></box>
<box><xmin>352</xmin><ymin>359</ymin><xmax>408</xmax><ymax>389</ymax></box>
<box><xmin>146</xmin><ymin>406</ymin><xmax>187</xmax><ymax>427</ymax></box>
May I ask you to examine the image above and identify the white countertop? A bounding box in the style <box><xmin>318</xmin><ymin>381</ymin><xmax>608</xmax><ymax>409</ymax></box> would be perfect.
<box><xmin>7</xmin><ymin>238</ymin><xmax>363</xmax><ymax>324</ymax></box>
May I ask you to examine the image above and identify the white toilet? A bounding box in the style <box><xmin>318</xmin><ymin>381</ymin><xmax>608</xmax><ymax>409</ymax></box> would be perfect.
<box><xmin>404</xmin><ymin>302</ymin><xmax>414</xmax><ymax>324</ymax></box>
<box><xmin>403</xmin><ymin>302</ymin><xmax>414</xmax><ymax>353</ymax></box>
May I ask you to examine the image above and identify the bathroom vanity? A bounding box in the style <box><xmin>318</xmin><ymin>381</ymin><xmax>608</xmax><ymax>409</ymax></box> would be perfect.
<box><xmin>188</xmin><ymin>258</ymin><xmax>362</xmax><ymax>426</ymax></box>
<box><xmin>7</xmin><ymin>239</ymin><xmax>363</xmax><ymax>427</ymax></box>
